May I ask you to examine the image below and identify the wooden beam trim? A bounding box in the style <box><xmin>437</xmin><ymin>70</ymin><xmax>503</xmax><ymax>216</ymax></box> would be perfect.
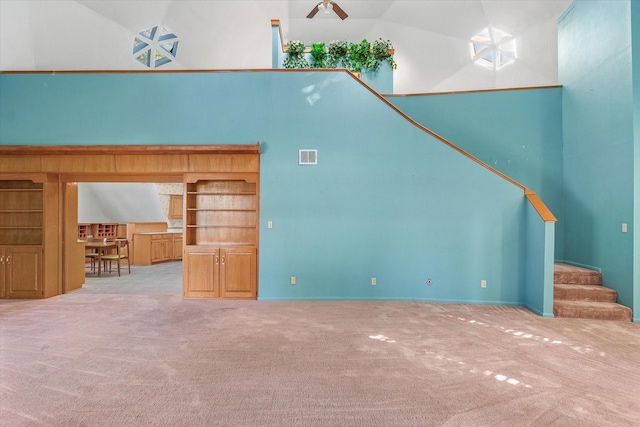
<box><xmin>59</xmin><ymin>173</ymin><xmax>183</xmax><ymax>183</ymax></box>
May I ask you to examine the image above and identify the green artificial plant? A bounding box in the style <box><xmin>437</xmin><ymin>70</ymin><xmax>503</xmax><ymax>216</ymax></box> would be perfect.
<box><xmin>327</xmin><ymin>40</ymin><xmax>350</xmax><ymax>69</ymax></box>
<box><xmin>310</xmin><ymin>42</ymin><xmax>327</xmax><ymax>68</ymax></box>
<box><xmin>372</xmin><ymin>38</ymin><xmax>397</xmax><ymax>71</ymax></box>
<box><xmin>283</xmin><ymin>40</ymin><xmax>309</xmax><ymax>69</ymax></box>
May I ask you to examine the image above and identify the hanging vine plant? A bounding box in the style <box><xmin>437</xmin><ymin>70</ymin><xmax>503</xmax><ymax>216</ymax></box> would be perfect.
<box><xmin>282</xmin><ymin>38</ymin><xmax>397</xmax><ymax>72</ymax></box>
<box><xmin>349</xmin><ymin>39</ymin><xmax>376</xmax><ymax>73</ymax></box>
<box><xmin>283</xmin><ymin>40</ymin><xmax>309</xmax><ymax>69</ymax></box>
<box><xmin>372</xmin><ymin>38</ymin><xmax>397</xmax><ymax>71</ymax></box>
<box><xmin>327</xmin><ymin>40</ymin><xmax>350</xmax><ymax>69</ymax></box>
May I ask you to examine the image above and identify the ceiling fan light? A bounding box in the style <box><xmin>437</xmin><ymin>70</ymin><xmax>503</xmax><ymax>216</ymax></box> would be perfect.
<box><xmin>319</xmin><ymin>2</ymin><xmax>333</xmax><ymax>14</ymax></box>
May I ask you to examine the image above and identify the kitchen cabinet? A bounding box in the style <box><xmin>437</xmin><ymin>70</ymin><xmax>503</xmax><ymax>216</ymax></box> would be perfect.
<box><xmin>133</xmin><ymin>232</ymin><xmax>182</xmax><ymax>265</ymax></box>
<box><xmin>169</xmin><ymin>194</ymin><xmax>183</xmax><ymax>219</ymax></box>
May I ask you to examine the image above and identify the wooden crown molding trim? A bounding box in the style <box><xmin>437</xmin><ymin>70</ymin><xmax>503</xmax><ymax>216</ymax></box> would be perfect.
<box><xmin>0</xmin><ymin>144</ymin><xmax>261</xmax><ymax>155</ymax></box>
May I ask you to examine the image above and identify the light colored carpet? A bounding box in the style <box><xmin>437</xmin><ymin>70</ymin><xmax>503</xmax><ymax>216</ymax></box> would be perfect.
<box><xmin>1</xmin><ymin>262</ymin><xmax>639</xmax><ymax>426</ymax></box>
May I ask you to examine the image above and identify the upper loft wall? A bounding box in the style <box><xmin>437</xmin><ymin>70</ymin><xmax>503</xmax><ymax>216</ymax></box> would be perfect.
<box><xmin>386</xmin><ymin>87</ymin><xmax>564</xmax><ymax>259</ymax></box>
<box><xmin>0</xmin><ymin>0</ymin><xmax>571</xmax><ymax>93</ymax></box>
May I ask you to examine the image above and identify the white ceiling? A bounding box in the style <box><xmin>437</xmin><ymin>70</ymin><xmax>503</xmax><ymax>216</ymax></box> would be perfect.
<box><xmin>0</xmin><ymin>0</ymin><xmax>573</xmax><ymax>93</ymax></box>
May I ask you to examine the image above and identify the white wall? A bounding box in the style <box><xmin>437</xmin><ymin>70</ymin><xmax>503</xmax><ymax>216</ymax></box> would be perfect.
<box><xmin>0</xmin><ymin>0</ymin><xmax>571</xmax><ymax>93</ymax></box>
<box><xmin>78</xmin><ymin>183</ymin><xmax>167</xmax><ymax>224</ymax></box>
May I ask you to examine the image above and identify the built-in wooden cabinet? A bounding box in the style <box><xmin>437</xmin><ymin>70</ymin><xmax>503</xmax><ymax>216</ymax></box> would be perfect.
<box><xmin>183</xmin><ymin>175</ymin><xmax>258</xmax><ymax>299</ymax></box>
<box><xmin>133</xmin><ymin>232</ymin><xmax>182</xmax><ymax>265</ymax></box>
<box><xmin>184</xmin><ymin>246</ymin><xmax>256</xmax><ymax>299</ymax></box>
<box><xmin>169</xmin><ymin>194</ymin><xmax>183</xmax><ymax>219</ymax></box>
<box><xmin>1</xmin><ymin>246</ymin><xmax>43</xmax><ymax>298</ymax></box>
<box><xmin>0</xmin><ymin>180</ymin><xmax>43</xmax><ymax>245</ymax></box>
<box><xmin>0</xmin><ymin>144</ymin><xmax>260</xmax><ymax>300</ymax></box>
<box><xmin>0</xmin><ymin>180</ymin><xmax>45</xmax><ymax>298</ymax></box>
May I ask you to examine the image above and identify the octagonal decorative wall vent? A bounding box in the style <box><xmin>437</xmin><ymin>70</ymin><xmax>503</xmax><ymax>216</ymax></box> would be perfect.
<box><xmin>133</xmin><ymin>26</ymin><xmax>179</xmax><ymax>68</ymax></box>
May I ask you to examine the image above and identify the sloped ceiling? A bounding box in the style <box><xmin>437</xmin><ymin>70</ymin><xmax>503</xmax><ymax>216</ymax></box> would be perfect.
<box><xmin>0</xmin><ymin>0</ymin><xmax>572</xmax><ymax>93</ymax></box>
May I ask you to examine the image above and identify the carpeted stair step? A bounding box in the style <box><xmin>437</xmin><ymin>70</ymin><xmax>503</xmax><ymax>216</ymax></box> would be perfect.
<box><xmin>554</xmin><ymin>263</ymin><xmax>601</xmax><ymax>285</ymax></box>
<box><xmin>554</xmin><ymin>283</ymin><xmax>617</xmax><ymax>303</ymax></box>
<box><xmin>553</xmin><ymin>300</ymin><xmax>632</xmax><ymax>321</ymax></box>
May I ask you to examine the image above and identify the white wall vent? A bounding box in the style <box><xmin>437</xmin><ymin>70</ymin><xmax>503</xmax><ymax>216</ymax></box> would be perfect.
<box><xmin>299</xmin><ymin>149</ymin><xmax>317</xmax><ymax>165</ymax></box>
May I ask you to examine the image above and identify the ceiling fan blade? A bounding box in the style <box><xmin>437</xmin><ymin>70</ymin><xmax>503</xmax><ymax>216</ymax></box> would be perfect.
<box><xmin>331</xmin><ymin>2</ymin><xmax>348</xmax><ymax>20</ymax></box>
<box><xmin>306</xmin><ymin>2</ymin><xmax>321</xmax><ymax>19</ymax></box>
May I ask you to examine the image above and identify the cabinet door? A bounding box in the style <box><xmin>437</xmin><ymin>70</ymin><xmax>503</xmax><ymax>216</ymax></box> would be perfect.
<box><xmin>5</xmin><ymin>246</ymin><xmax>42</xmax><ymax>298</ymax></box>
<box><xmin>169</xmin><ymin>195</ymin><xmax>183</xmax><ymax>219</ymax></box>
<box><xmin>0</xmin><ymin>248</ymin><xmax>5</xmax><ymax>297</ymax></box>
<box><xmin>183</xmin><ymin>248</ymin><xmax>219</xmax><ymax>298</ymax></box>
<box><xmin>220</xmin><ymin>247</ymin><xmax>256</xmax><ymax>299</ymax></box>
<box><xmin>150</xmin><ymin>239</ymin><xmax>165</xmax><ymax>263</ymax></box>
<box><xmin>173</xmin><ymin>237</ymin><xmax>183</xmax><ymax>260</ymax></box>
<box><xmin>162</xmin><ymin>236</ymin><xmax>172</xmax><ymax>261</ymax></box>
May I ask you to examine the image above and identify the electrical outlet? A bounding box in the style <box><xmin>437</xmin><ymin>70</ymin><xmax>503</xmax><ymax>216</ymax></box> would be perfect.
<box><xmin>268</xmin><ymin>221</ymin><xmax>273</xmax><ymax>229</ymax></box>
<box><xmin>427</xmin><ymin>278</ymin><xmax>432</xmax><ymax>286</ymax></box>
<box><xmin>371</xmin><ymin>277</ymin><xmax>377</xmax><ymax>286</ymax></box>
<box><xmin>622</xmin><ymin>223</ymin><xmax>628</xmax><ymax>233</ymax></box>
<box><xmin>481</xmin><ymin>280</ymin><xmax>487</xmax><ymax>288</ymax></box>
<box><xmin>290</xmin><ymin>276</ymin><xmax>296</xmax><ymax>285</ymax></box>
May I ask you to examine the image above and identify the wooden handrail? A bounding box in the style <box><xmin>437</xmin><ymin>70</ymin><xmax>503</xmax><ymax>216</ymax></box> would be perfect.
<box><xmin>386</xmin><ymin>85</ymin><xmax>562</xmax><ymax>97</ymax></box>
<box><xmin>525</xmin><ymin>190</ymin><xmax>557</xmax><ymax>222</ymax></box>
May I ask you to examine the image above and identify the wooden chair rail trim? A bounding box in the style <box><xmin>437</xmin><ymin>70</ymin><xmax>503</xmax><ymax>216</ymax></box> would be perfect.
<box><xmin>0</xmin><ymin>144</ymin><xmax>260</xmax><ymax>155</ymax></box>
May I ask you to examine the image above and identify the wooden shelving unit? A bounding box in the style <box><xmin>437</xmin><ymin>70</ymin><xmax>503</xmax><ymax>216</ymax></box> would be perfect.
<box><xmin>0</xmin><ymin>180</ymin><xmax>43</xmax><ymax>246</ymax></box>
<box><xmin>185</xmin><ymin>180</ymin><xmax>257</xmax><ymax>246</ymax></box>
<box><xmin>183</xmin><ymin>176</ymin><xmax>258</xmax><ymax>299</ymax></box>
<box><xmin>78</xmin><ymin>223</ymin><xmax>119</xmax><ymax>240</ymax></box>
<box><xmin>0</xmin><ymin>180</ymin><xmax>44</xmax><ymax>298</ymax></box>
<box><xmin>78</xmin><ymin>224</ymin><xmax>90</xmax><ymax>240</ymax></box>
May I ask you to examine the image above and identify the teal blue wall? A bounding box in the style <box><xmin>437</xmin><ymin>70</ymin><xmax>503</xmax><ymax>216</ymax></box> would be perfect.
<box><xmin>633</xmin><ymin>0</ymin><xmax>640</xmax><ymax>322</ymax></box>
<box><xmin>0</xmin><ymin>73</ymin><xmax>272</xmax><ymax>145</ymax></box>
<box><xmin>559</xmin><ymin>0</ymin><xmax>636</xmax><ymax>314</ymax></box>
<box><xmin>525</xmin><ymin>203</ymin><xmax>555</xmax><ymax>317</ymax></box>
<box><xmin>0</xmin><ymin>70</ymin><xmax>546</xmax><ymax>307</ymax></box>
<box><xmin>385</xmin><ymin>89</ymin><xmax>564</xmax><ymax>259</ymax></box>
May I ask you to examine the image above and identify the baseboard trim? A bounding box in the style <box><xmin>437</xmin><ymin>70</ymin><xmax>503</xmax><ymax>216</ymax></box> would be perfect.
<box><xmin>258</xmin><ymin>296</ymin><xmax>524</xmax><ymax>306</ymax></box>
<box><xmin>525</xmin><ymin>304</ymin><xmax>555</xmax><ymax>318</ymax></box>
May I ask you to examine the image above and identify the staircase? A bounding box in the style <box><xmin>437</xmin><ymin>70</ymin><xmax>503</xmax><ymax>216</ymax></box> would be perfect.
<box><xmin>553</xmin><ymin>263</ymin><xmax>632</xmax><ymax>321</ymax></box>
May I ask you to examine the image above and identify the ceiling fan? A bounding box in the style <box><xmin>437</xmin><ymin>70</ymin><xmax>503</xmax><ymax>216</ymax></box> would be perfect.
<box><xmin>306</xmin><ymin>1</ymin><xmax>348</xmax><ymax>20</ymax></box>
